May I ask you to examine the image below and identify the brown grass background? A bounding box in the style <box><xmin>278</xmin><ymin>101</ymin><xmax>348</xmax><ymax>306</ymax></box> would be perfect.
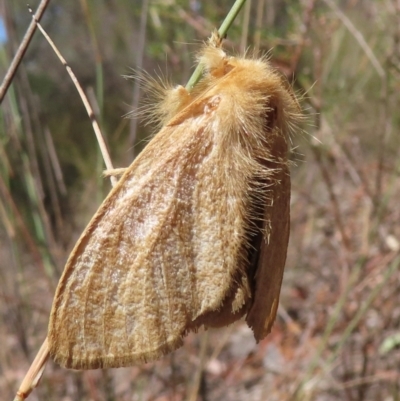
<box><xmin>1</xmin><ymin>0</ymin><xmax>400</xmax><ymax>400</ymax></box>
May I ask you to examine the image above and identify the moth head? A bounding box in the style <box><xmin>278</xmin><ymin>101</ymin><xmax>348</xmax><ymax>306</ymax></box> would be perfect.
<box><xmin>197</xmin><ymin>39</ymin><xmax>234</xmax><ymax>79</ymax></box>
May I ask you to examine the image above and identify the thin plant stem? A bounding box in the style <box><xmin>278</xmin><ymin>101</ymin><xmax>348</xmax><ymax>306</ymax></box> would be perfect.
<box><xmin>0</xmin><ymin>0</ymin><xmax>51</xmax><ymax>103</ymax></box>
<box><xmin>185</xmin><ymin>0</ymin><xmax>248</xmax><ymax>91</ymax></box>
<box><xmin>254</xmin><ymin>0</ymin><xmax>265</xmax><ymax>53</ymax></box>
<box><xmin>188</xmin><ymin>331</ymin><xmax>209</xmax><ymax>401</ymax></box>
<box><xmin>240</xmin><ymin>0</ymin><xmax>251</xmax><ymax>53</ymax></box>
<box><xmin>13</xmin><ymin>338</ymin><xmax>50</xmax><ymax>401</ymax></box>
<box><xmin>323</xmin><ymin>0</ymin><xmax>384</xmax><ymax>78</ymax></box>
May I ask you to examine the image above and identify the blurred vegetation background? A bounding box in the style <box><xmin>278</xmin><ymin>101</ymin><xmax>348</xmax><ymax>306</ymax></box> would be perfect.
<box><xmin>1</xmin><ymin>0</ymin><xmax>400</xmax><ymax>400</ymax></box>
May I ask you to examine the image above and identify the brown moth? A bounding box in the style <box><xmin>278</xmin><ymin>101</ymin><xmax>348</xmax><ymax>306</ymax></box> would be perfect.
<box><xmin>48</xmin><ymin>39</ymin><xmax>300</xmax><ymax>370</ymax></box>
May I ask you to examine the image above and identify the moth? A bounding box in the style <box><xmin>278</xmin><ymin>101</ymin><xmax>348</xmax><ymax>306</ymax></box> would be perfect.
<box><xmin>48</xmin><ymin>38</ymin><xmax>300</xmax><ymax>370</ymax></box>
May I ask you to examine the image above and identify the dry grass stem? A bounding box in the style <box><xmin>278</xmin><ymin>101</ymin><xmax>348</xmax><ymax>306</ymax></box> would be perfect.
<box><xmin>28</xmin><ymin>7</ymin><xmax>116</xmax><ymax>187</ymax></box>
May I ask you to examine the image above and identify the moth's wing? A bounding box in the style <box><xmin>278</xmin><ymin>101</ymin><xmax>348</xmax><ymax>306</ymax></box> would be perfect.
<box><xmin>246</xmin><ymin>136</ymin><xmax>291</xmax><ymax>341</ymax></box>
<box><xmin>48</xmin><ymin>105</ymin><xmax>250</xmax><ymax>370</ymax></box>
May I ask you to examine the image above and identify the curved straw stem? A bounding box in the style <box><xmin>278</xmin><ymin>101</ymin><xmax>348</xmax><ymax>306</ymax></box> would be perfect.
<box><xmin>28</xmin><ymin>8</ymin><xmax>117</xmax><ymax>187</ymax></box>
<box><xmin>13</xmin><ymin>338</ymin><xmax>50</xmax><ymax>401</ymax></box>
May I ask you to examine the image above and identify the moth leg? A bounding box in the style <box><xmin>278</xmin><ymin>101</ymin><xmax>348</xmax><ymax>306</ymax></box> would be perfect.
<box><xmin>103</xmin><ymin>167</ymin><xmax>128</xmax><ymax>179</ymax></box>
